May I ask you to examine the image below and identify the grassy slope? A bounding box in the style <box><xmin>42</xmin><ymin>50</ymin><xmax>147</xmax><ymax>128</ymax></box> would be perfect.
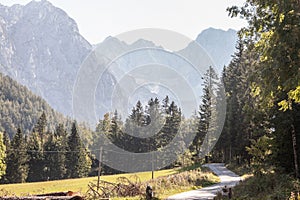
<box><xmin>0</xmin><ymin>169</ymin><xmax>177</xmax><ymax>196</ymax></box>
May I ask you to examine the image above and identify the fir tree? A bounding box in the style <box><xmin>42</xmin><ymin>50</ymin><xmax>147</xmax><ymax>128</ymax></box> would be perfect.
<box><xmin>193</xmin><ymin>66</ymin><xmax>219</xmax><ymax>158</ymax></box>
<box><xmin>66</xmin><ymin>122</ymin><xmax>91</xmax><ymax>178</ymax></box>
<box><xmin>27</xmin><ymin>131</ymin><xmax>45</xmax><ymax>182</ymax></box>
<box><xmin>34</xmin><ymin>112</ymin><xmax>47</xmax><ymax>147</ymax></box>
<box><xmin>5</xmin><ymin>128</ymin><xmax>28</xmax><ymax>183</ymax></box>
<box><xmin>0</xmin><ymin>132</ymin><xmax>6</xmax><ymax>179</ymax></box>
<box><xmin>44</xmin><ymin>130</ymin><xmax>67</xmax><ymax>180</ymax></box>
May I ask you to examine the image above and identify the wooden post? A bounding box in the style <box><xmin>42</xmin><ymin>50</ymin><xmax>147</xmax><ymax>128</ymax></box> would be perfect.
<box><xmin>97</xmin><ymin>147</ymin><xmax>103</xmax><ymax>191</ymax></box>
<box><xmin>151</xmin><ymin>152</ymin><xmax>154</xmax><ymax>179</ymax></box>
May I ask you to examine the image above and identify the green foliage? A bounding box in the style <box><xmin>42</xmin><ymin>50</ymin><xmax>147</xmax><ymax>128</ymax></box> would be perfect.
<box><xmin>0</xmin><ymin>132</ymin><xmax>6</xmax><ymax>179</ymax></box>
<box><xmin>66</xmin><ymin>122</ymin><xmax>91</xmax><ymax>178</ymax></box>
<box><xmin>101</xmin><ymin>96</ymin><xmax>182</xmax><ymax>154</ymax></box>
<box><xmin>246</xmin><ymin>135</ymin><xmax>273</xmax><ymax>174</ymax></box>
<box><xmin>44</xmin><ymin>131</ymin><xmax>67</xmax><ymax>180</ymax></box>
<box><xmin>279</xmin><ymin>86</ymin><xmax>300</xmax><ymax>111</ymax></box>
<box><xmin>26</xmin><ymin>131</ymin><xmax>46</xmax><ymax>182</ymax></box>
<box><xmin>232</xmin><ymin>173</ymin><xmax>299</xmax><ymax>200</ymax></box>
<box><xmin>192</xmin><ymin>66</ymin><xmax>221</xmax><ymax>157</ymax></box>
<box><xmin>5</xmin><ymin>128</ymin><xmax>29</xmax><ymax>183</ymax></box>
<box><xmin>228</xmin><ymin>0</ymin><xmax>300</xmax><ymax>110</ymax></box>
<box><xmin>213</xmin><ymin>0</ymin><xmax>300</xmax><ymax>176</ymax></box>
<box><xmin>0</xmin><ymin>73</ymin><xmax>69</xmax><ymax>138</ymax></box>
<box><xmin>0</xmin><ymin>118</ymin><xmax>91</xmax><ymax>183</ymax></box>
<box><xmin>271</xmin><ymin>103</ymin><xmax>300</xmax><ymax>175</ymax></box>
<box><xmin>218</xmin><ymin>1</ymin><xmax>300</xmax><ymax>199</ymax></box>
<box><xmin>34</xmin><ymin>112</ymin><xmax>47</xmax><ymax>146</ymax></box>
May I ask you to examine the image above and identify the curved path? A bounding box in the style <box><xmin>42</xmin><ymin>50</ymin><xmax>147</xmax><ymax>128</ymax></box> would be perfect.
<box><xmin>167</xmin><ymin>163</ymin><xmax>241</xmax><ymax>200</ymax></box>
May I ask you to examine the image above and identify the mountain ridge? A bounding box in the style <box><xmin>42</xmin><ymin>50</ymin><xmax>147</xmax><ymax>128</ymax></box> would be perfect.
<box><xmin>0</xmin><ymin>0</ymin><xmax>91</xmax><ymax>115</ymax></box>
<box><xmin>0</xmin><ymin>0</ymin><xmax>238</xmax><ymax>120</ymax></box>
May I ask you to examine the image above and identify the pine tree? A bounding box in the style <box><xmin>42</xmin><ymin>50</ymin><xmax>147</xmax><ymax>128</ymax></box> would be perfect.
<box><xmin>124</xmin><ymin>102</ymin><xmax>146</xmax><ymax>152</ymax></box>
<box><xmin>44</xmin><ymin>129</ymin><xmax>67</xmax><ymax>180</ymax></box>
<box><xmin>66</xmin><ymin>122</ymin><xmax>91</xmax><ymax>178</ymax></box>
<box><xmin>0</xmin><ymin>132</ymin><xmax>6</xmax><ymax>179</ymax></box>
<box><xmin>27</xmin><ymin>131</ymin><xmax>45</xmax><ymax>182</ymax></box>
<box><xmin>34</xmin><ymin>112</ymin><xmax>47</xmax><ymax>147</ymax></box>
<box><xmin>27</xmin><ymin>113</ymin><xmax>52</xmax><ymax>181</ymax></box>
<box><xmin>2</xmin><ymin>131</ymin><xmax>10</xmax><ymax>149</ymax></box>
<box><xmin>5</xmin><ymin>128</ymin><xmax>28</xmax><ymax>183</ymax></box>
<box><xmin>145</xmin><ymin>98</ymin><xmax>163</xmax><ymax>151</ymax></box>
<box><xmin>193</xmin><ymin>66</ymin><xmax>219</xmax><ymax>158</ymax></box>
<box><xmin>162</xmin><ymin>95</ymin><xmax>170</xmax><ymax>115</ymax></box>
<box><xmin>91</xmin><ymin>113</ymin><xmax>111</xmax><ymax>155</ymax></box>
<box><xmin>1</xmin><ymin>132</ymin><xmax>10</xmax><ymax>183</ymax></box>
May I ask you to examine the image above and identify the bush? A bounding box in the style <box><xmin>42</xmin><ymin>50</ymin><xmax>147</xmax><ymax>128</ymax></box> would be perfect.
<box><xmin>232</xmin><ymin>173</ymin><xmax>299</xmax><ymax>200</ymax></box>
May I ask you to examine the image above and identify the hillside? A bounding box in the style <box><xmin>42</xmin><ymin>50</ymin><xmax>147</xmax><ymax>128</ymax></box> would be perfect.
<box><xmin>0</xmin><ymin>72</ymin><xmax>68</xmax><ymax>138</ymax></box>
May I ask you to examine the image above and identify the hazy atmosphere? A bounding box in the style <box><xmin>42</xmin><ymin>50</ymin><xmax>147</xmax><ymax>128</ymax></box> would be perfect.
<box><xmin>0</xmin><ymin>0</ymin><xmax>246</xmax><ymax>43</ymax></box>
<box><xmin>0</xmin><ymin>0</ymin><xmax>299</xmax><ymax>199</ymax></box>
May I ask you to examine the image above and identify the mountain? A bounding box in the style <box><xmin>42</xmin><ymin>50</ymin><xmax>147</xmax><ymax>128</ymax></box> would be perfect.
<box><xmin>75</xmin><ymin>36</ymin><xmax>215</xmax><ymax>124</ymax></box>
<box><xmin>195</xmin><ymin>28</ymin><xmax>238</xmax><ymax>69</ymax></box>
<box><xmin>0</xmin><ymin>0</ymin><xmax>238</xmax><ymax>122</ymax></box>
<box><xmin>0</xmin><ymin>72</ymin><xmax>69</xmax><ymax>138</ymax></box>
<box><xmin>0</xmin><ymin>0</ymin><xmax>91</xmax><ymax>115</ymax></box>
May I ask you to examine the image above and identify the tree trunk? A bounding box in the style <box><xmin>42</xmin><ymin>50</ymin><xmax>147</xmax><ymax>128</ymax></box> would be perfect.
<box><xmin>291</xmin><ymin>124</ymin><xmax>299</xmax><ymax>178</ymax></box>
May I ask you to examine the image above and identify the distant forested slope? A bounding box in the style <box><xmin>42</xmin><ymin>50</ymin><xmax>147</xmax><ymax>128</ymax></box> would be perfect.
<box><xmin>0</xmin><ymin>72</ymin><xmax>69</xmax><ymax>138</ymax></box>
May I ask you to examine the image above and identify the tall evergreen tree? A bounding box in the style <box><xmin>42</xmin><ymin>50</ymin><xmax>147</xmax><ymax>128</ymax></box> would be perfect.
<box><xmin>5</xmin><ymin>128</ymin><xmax>28</xmax><ymax>183</ymax></box>
<box><xmin>34</xmin><ymin>112</ymin><xmax>47</xmax><ymax>147</ymax></box>
<box><xmin>27</xmin><ymin>131</ymin><xmax>45</xmax><ymax>182</ymax></box>
<box><xmin>193</xmin><ymin>66</ymin><xmax>219</xmax><ymax>158</ymax></box>
<box><xmin>27</xmin><ymin>112</ymin><xmax>48</xmax><ymax>182</ymax></box>
<box><xmin>0</xmin><ymin>132</ymin><xmax>6</xmax><ymax>179</ymax></box>
<box><xmin>44</xmin><ymin>129</ymin><xmax>67</xmax><ymax>180</ymax></box>
<box><xmin>66</xmin><ymin>122</ymin><xmax>91</xmax><ymax>178</ymax></box>
<box><xmin>91</xmin><ymin>113</ymin><xmax>112</xmax><ymax>156</ymax></box>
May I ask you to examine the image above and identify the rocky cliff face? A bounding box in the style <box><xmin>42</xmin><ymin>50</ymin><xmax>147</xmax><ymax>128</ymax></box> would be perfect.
<box><xmin>0</xmin><ymin>0</ymin><xmax>91</xmax><ymax>115</ymax></box>
<box><xmin>196</xmin><ymin>28</ymin><xmax>238</xmax><ymax>70</ymax></box>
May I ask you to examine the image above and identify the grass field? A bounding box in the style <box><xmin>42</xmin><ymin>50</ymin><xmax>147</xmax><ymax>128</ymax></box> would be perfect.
<box><xmin>0</xmin><ymin>168</ymin><xmax>178</xmax><ymax>196</ymax></box>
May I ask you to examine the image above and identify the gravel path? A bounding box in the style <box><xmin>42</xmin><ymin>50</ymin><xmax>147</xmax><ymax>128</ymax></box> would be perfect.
<box><xmin>167</xmin><ymin>163</ymin><xmax>241</xmax><ymax>200</ymax></box>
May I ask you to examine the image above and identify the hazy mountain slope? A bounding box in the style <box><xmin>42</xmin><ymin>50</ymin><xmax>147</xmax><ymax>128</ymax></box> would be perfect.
<box><xmin>0</xmin><ymin>0</ymin><xmax>91</xmax><ymax>115</ymax></box>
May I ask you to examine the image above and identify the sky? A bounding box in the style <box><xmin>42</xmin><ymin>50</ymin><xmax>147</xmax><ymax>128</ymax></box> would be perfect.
<box><xmin>0</xmin><ymin>0</ymin><xmax>247</xmax><ymax>44</ymax></box>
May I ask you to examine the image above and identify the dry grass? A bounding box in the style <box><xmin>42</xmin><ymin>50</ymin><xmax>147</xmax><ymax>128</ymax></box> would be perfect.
<box><xmin>0</xmin><ymin>169</ymin><xmax>177</xmax><ymax>197</ymax></box>
<box><xmin>107</xmin><ymin>167</ymin><xmax>220</xmax><ymax>200</ymax></box>
<box><xmin>0</xmin><ymin>165</ymin><xmax>220</xmax><ymax>200</ymax></box>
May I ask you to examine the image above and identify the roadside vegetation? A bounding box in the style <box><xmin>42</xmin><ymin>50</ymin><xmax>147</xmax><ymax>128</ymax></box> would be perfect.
<box><xmin>231</xmin><ymin>172</ymin><xmax>300</xmax><ymax>200</ymax></box>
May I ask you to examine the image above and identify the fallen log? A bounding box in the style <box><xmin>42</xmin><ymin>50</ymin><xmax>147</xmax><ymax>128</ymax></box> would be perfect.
<box><xmin>0</xmin><ymin>191</ymin><xmax>84</xmax><ymax>200</ymax></box>
<box><xmin>0</xmin><ymin>196</ymin><xmax>81</xmax><ymax>200</ymax></box>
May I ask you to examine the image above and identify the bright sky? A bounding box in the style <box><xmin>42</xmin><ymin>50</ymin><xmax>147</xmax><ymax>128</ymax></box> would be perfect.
<box><xmin>0</xmin><ymin>0</ymin><xmax>247</xmax><ymax>44</ymax></box>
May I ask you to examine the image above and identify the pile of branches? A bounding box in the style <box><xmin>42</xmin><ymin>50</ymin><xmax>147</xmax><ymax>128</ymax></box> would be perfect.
<box><xmin>85</xmin><ymin>168</ymin><xmax>217</xmax><ymax>199</ymax></box>
<box><xmin>86</xmin><ymin>175</ymin><xmax>144</xmax><ymax>199</ymax></box>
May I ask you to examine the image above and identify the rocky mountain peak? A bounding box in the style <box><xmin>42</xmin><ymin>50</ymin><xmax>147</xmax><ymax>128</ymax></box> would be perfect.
<box><xmin>0</xmin><ymin>0</ymin><xmax>91</xmax><ymax>116</ymax></box>
<box><xmin>196</xmin><ymin>27</ymin><xmax>238</xmax><ymax>69</ymax></box>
